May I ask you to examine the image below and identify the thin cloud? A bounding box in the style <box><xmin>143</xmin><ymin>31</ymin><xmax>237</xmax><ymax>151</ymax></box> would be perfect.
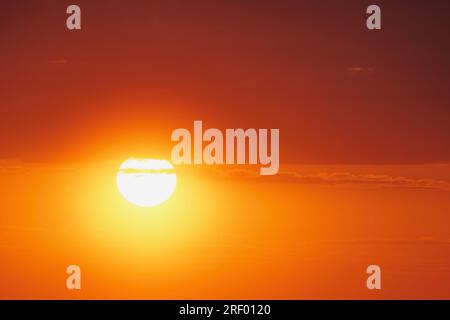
<box><xmin>223</xmin><ymin>169</ymin><xmax>450</xmax><ymax>192</ymax></box>
<box><xmin>347</xmin><ymin>66</ymin><xmax>374</xmax><ymax>76</ymax></box>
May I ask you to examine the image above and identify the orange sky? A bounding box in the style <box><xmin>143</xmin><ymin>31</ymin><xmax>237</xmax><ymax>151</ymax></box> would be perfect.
<box><xmin>1</xmin><ymin>0</ymin><xmax>450</xmax><ymax>299</ymax></box>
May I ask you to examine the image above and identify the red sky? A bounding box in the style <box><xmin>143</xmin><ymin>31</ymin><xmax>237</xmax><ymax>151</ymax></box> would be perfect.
<box><xmin>1</xmin><ymin>0</ymin><xmax>449</xmax><ymax>164</ymax></box>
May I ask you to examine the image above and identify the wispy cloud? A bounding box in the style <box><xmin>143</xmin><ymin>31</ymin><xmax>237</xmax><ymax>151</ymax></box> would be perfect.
<box><xmin>2</xmin><ymin>160</ymin><xmax>450</xmax><ymax>192</ymax></box>
<box><xmin>223</xmin><ymin>169</ymin><xmax>450</xmax><ymax>192</ymax></box>
<box><xmin>347</xmin><ymin>66</ymin><xmax>374</xmax><ymax>76</ymax></box>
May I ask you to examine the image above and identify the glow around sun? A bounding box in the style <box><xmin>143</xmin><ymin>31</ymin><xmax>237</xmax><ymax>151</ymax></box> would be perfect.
<box><xmin>117</xmin><ymin>158</ymin><xmax>177</xmax><ymax>207</ymax></box>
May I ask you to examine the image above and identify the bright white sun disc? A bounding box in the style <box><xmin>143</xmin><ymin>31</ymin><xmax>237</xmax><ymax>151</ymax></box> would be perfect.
<box><xmin>116</xmin><ymin>158</ymin><xmax>177</xmax><ymax>207</ymax></box>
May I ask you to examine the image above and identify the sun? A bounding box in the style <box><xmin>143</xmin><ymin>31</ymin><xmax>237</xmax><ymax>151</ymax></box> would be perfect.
<box><xmin>116</xmin><ymin>158</ymin><xmax>177</xmax><ymax>207</ymax></box>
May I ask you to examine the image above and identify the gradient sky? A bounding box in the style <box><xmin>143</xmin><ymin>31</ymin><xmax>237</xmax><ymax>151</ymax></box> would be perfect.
<box><xmin>1</xmin><ymin>0</ymin><xmax>450</xmax><ymax>299</ymax></box>
<box><xmin>1</xmin><ymin>0</ymin><xmax>449</xmax><ymax>164</ymax></box>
